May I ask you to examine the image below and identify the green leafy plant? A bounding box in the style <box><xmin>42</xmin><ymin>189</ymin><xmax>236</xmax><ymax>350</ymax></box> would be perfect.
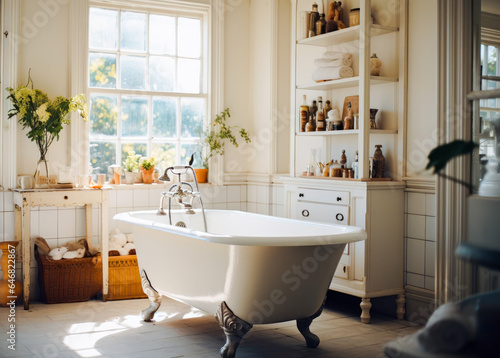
<box><xmin>6</xmin><ymin>71</ymin><xmax>87</xmax><ymax>177</ymax></box>
<box><xmin>123</xmin><ymin>151</ymin><xmax>141</xmax><ymax>172</ymax></box>
<box><xmin>195</xmin><ymin>108</ymin><xmax>251</xmax><ymax>169</ymax></box>
<box><xmin>140</xmin><ymin>156</ymin><xmax>156</xmax><ymax>170</ymax></box>
<box><xmin>426</xmin><ymin>140</ymin><xmax>478</xmax><ymax>188</ymax></box>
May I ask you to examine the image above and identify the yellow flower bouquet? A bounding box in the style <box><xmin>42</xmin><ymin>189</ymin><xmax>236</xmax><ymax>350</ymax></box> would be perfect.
<box><xmin>6</xmin><ymin>72</ymin><xmax>87</xmax><ymax>187</ymax></box>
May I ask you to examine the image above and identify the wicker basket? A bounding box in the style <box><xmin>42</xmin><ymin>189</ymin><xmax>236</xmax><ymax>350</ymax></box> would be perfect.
<box><xmin>35</xmin><ymin>248</ymin><xmax>102</xmax><ymax>304</ymax></box>
<box><xmin>107</xmin><ymin>255</ymin><xmax>146</xmax><ymax>300</ymax></box>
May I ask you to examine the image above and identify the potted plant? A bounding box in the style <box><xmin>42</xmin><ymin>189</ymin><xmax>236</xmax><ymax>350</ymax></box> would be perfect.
<box><xmin>6</xmin><ymin>71</ymin><xmax>87</xmax><ymax>188</ymax></box>
<box><xmin>139</xmin><ymin>156</ymin><xmax>156</xmax><ymax>184</ymax></box>
<box><xmin>193</xmin><ymin>108</ymin><xmax>250</xmax><ymax>183</ymax></box>
<box><xmin>123</xmin><ymin>151</ymin><xmax>140</xmax><ymax>184</ymax></box>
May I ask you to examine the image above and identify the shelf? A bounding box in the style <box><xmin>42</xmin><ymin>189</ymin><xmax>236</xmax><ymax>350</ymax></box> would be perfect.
<box><xmin>297</xmin><ymin>24</ymin><xmax>399</xmax><ymax>47</ymax></box>
<box><xmin>297</xmin><ymin>129</ymin><xmax>397</xmax><ymax>136</ymax></box>
<box><xmin>297</xmin><ymin>76</ymin><xmax>398</xmax><ymax>91</ymax></box>
<box><xmin>298</xmin><ymin>175</ymin><xmax>394</xmax><ymax>182</ymax></box>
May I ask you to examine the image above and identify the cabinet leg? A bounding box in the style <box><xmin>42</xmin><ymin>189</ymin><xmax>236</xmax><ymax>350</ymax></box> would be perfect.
<box><xmin>396</xmin><ymin>293</ymin><xmax>406</xmax><ymax>320</ymax></box>
<box><xmin>360</xmin><ymin>298</ymin><xmax>372</xmax><ymax>324</ymax></box>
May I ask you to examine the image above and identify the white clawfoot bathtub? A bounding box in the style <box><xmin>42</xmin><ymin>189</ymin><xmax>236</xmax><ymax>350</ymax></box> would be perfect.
<box><xmin>114</xmin><ymin>209</ymin><xmax>366</xmax><ymax>357</ymax></box>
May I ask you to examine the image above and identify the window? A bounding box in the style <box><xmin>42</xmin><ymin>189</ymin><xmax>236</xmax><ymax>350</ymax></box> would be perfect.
<box><xmin>479</xmin><ymin>43</ymin><xmax>500</xmax><ymax>159</ymax></box>
<box><xmin>88</xmin><ymin>4</ymin><xmax>207</xmax><ymax>175</ymax></box>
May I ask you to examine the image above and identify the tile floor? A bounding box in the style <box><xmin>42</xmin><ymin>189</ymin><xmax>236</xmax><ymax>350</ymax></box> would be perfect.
<box><xmin>0</xmin><ymin>293</ymin><xmax>421</xmax><ymax>358</ymax></box>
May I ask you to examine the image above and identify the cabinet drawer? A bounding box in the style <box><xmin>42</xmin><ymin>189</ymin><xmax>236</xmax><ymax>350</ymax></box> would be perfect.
<box><xmin>296</xmin><ymin>202</ymin><xmax>349</xmax><ymax>225</ymax></box>
<box><xmin>297</xmin><ymin>188</ymin><xmax>349</xmax><ymax>206</ymax></box>
<box><xmin>334</xmin><ymin>263</ymin><xmax>349</xmax><ymax>279</ymax></box>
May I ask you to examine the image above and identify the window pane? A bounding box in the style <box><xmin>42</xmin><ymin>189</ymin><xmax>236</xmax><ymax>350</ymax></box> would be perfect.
<box><xmin>178</xmin><ymin>59</ymin><xmax>200</xmax><ymax>93</ymax></box>
<box><xmin>90</xmin><ymin>141</ymin><xmax>116</xmax><ymax>174</ymax></box>
<box><xmin>121</xmin><ymin>143</ymin><xmax>147</xmax><ymax>165</ymax></box>
<box><xmin>181</xmin><ymin>143</ymin><xmax>201</xmax><ymax>167</ymax></box>
<box><xmin>122</xmin><ymin>96</ymin><xmax>148</xmax><ymax>137</ymax></box>
<box><xmin>89</xmin><ymin>8</ymin><xmax>117</xmax><ymax>50</ymax></box>
<box><xmin>152</xmin><ymin>143</ymin><xmax>176</xmax><ymax>172</ymax></box>
<box><xmin>89</xmin><ymin>53</ymin><xmax>116</xmax><ymax>88</ymax></box>
<box><xmin>178</xmin><ymin>17</ymin><xmax>201</xmax><ymax>58</ymax></box>
<box><xmin>487</xmin><ymin>46</ymin><xmax>497</xmax><ymax>76</ymax></box>
<box><xmin>181</xmin><ymin>97</ymin><xmax>205</xmax><ymax>138</ymax></box>
<box><xmin>121</xmin><ymin>55</ymin><xmax>146</xmax><ymax>90</ymax></box>
<box><xmin>150</xmin><ymin>56</ymin><xmax>175</xmax><ymax>92</ymax></box>
<box><xmin>121</xmin><ymin>11</ymin><xmax>147</xmax><ymax>52</ymax></box>
<box><xmin>150</xmin><ymin>14</ymin><xmax>175</xmax><ymax>55</ymax></box>
<box><xmin>90</xmin><ymin>94</ymin><xmax>118</xmax><ymax>136</ymax></box>
<box><xmin>153</xmin><ymin>97</ymin><xmax>176</xmax><ymax>138</ymax></box>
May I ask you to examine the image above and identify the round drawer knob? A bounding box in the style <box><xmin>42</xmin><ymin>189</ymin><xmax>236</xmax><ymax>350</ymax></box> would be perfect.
<box><xmin>302</xmin><ymin>210</ymin><xmax>309</xmax><ymax>217</ymax></box>
<box><xmin>64</xmin><ymin>196</ymin><xmax>68</xmax><ymax>200</ymax></box>
<box><xmin>337</xmin><ymin>197</ymin><xmax>342</xmax><ymax>202</ymax></box>
<box><xmin>336</xmin><ymin>213</ymin><xmax>344</xmax><ymax>221</ymax></box>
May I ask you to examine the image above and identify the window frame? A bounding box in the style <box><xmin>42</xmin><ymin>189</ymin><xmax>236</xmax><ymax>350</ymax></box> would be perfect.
<box><xmin>87</xmin><ymin>3</ymin><xmax>209</xmax><ymax>175</ymax></box>
<box><xmin>70</xmin><ymin>0</ymin><xmax>222</xmax><ymax>182</ymax></box>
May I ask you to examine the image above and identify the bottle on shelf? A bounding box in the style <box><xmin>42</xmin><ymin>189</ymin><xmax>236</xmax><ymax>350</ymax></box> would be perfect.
<box><xmin>300</xmin><ymin>95</ymin><xmax>309</xmax><ymax>132</ymax></box>
<box><xmin>353</xmin><ymin>151</ymin><xmax>359</xmax><ymax>179</ymax></box>
<box><xmin>323</xmin><ymin>100</ymin><xmax>332</xmax><ymax>121</ymax></box>
<box><xmin>317</xmin><ymin>97</ymin><xmax>325</xmax><ymax>131</ymax></box>
<box><xmin>374</xmin><ymin>145</ymin><xmax>385</xmax><ymax>178</ymax></box>
<box><xmin>340</xmin><ymin>149</ymin><xmax>347</xmax><ymax>168</ymax></box>
<box><xmin>308</xmin><ymin>3</ymin><xmax>319</xmax><ymax>37</ymax></box>
<box><xmin>316</xmin><ymin>13</ymin><xmax>326</xmax><ymax>36</ymax></box>
<box><xmin>306</xmin><ymin>113</ymin><xmax>316</xmax><ymax>132</ymax></box>
<box><xmin>344</xmin><ymin>102</ymin><xmax>353</xmax><ymax>130</ymax></box>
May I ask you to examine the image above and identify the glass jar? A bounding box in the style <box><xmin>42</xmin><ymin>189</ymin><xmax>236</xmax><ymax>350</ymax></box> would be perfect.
<box><xmin>349</xmin><ymin>8</ymin><xmax>360</xmax><ymax>26</ymax></box>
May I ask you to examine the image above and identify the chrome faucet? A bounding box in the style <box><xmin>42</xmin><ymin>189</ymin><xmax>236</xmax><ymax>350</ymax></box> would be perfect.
<box><xmin>157</xmin><ymin>166</ymin><xmax>207</xmax><ymax>231</ymax></box>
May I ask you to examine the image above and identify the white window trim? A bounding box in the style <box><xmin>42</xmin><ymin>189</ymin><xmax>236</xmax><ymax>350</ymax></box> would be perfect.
<box><xmin>1</xmin><ymin>0</ymin><xmax>20</xmax><ymax>189</ymax></box>
<box><xmin>70</xmin><ymin>0</ymin><xmax>224</xmax><ymax>183</ymax></box>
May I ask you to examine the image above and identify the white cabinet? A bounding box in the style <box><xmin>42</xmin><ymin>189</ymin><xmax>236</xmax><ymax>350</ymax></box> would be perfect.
<box><xmin>286</xmin><ymin>0</ymin><xmax>407</xmax><ymax>322</ymax></box>
<box><xmin>283</xmin><ymin>178</ymin><xmax>405</xmax><ymax>323</ymax></box>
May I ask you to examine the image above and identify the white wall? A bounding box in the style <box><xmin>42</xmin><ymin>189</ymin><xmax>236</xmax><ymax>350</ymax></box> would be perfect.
<box><xmin>17</xmin><ymin>0</ymin><xmax>71</xmax><ymax>176</ymax></box>
<box><xmin>406</xmin><ymin>0</ymin><xmax>438</xmax><ymax>178</ymax></box>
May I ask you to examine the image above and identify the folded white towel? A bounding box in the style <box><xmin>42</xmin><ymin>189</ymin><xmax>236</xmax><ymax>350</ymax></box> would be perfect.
<box><xmin>416</xmin><ymin>302</ymin><xmax>475</xmax><ymax>354</ymax></box>
<box><xmin>312</xmin><ymin>66</ymin><xmax>354</xmax><ymax>82</ymax></box>
<box><xmin>322</xmin><ymin>51</ymin><xmax>353</xmax><ymax>67</ymax></box>
<box><xmin>314</xmin><ymin>58</ymin><xmax>345</xmax><ymax>67</ymax></box>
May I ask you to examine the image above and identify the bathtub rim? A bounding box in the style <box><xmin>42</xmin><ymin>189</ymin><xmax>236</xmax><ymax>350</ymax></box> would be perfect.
<box><xmin>113</xmin><ymin>209</ymin><xmax>366</xmax><ymax>247</ymax></box>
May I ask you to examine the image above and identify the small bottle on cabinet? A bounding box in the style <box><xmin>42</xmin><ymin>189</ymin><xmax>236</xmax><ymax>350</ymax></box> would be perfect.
<box><xmin>353</xmin><ymin>151</ymin><xmax>359</xmax><ymax>179</ymax></box>
<box><xmin>316</xmin><ymin>13</ymin><xmax>326</xmax><ymax>35</ymax></box>
<box><xmin>344</xmin><ymin>102</ymin><xmax>353</xmax><ymax>130</ymax></box>
<box><xmin>323</xmin><ymin>100</ymin><xmax>332</xmax><ymax>120</ymax></box>
<box><xmin>316</xmin><ymin>97</ymin><xmax>325</xmax><ymax>131</ymax></box>
<box><xmin>299</xmin><ymin>95</ymin><xmax>309</xmax><ymax>132</ymax></box>
<box><xmin>306</xmin><ymin>113</ymin><xmax>316</xmax><ymax>132</ymax></box>
<box><xmin>308</xmin><ymin>3</ymin><xmax>320</xmax><ymax>37</ymax></box>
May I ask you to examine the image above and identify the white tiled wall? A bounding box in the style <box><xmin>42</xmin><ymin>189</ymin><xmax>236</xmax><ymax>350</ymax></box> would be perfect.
<box><xmin>245</xmin><ymin>183</ymin><xmax>285</xmax><ymax>217</ymax></box>
<box><xmin>405</xmin><ymin>192</ymin><xmax>436</xmax><ymax>291</ymax></box>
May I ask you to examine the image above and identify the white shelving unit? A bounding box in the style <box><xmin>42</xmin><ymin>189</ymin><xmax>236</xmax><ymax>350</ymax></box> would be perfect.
<box><xmin>284</xmin><ymin>0</ymin><xmax>407</xmax><ymax>323</ymax></box>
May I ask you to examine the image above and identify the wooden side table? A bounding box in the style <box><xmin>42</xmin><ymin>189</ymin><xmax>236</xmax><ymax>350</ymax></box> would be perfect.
<box><xmin>13</xmin><ymin>188</ymin><xmax>109</xmax><ymax>310</ymax></box>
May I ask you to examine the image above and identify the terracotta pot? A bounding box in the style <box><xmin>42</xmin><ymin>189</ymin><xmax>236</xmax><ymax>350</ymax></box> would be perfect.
<box><xmin>141</xmin><ymin>168</ymin><xmax>155</xmax><ymax>184</ymax></box>
<box><xmin>194</xmin><ymin>168</ymin><xmax>208</xmax><ymax>183</ymax></box>
<box><xmin>0</xmin><ymin>241</ymin><xmax>22</xmax><ymax>307</ymax></box>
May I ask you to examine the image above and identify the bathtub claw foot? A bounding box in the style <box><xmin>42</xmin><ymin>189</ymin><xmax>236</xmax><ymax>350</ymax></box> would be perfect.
<box><xmin>215</xmin><ymin>301</ymin><xmax>253</xmax><ymax>358</ymax></box>
<box><xmin>297</xmin><ymin>298</ymin><xmax>325</xmax><ymax>348</ymax></box>
<box><xmin>140</xmin><ymin>270</ymin><xmax>162</xmax><ymax>322</ymax></box>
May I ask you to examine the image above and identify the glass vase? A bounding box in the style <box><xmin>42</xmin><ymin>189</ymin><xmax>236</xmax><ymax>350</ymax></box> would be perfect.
<box><xmin>34</xmin><ymin>155</ymin><xmax>49</xmax><ymax>188</ymax></box>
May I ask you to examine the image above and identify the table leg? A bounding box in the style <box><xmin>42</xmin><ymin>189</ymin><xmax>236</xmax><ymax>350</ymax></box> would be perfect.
<box><xmin>84</xmin><ymin>204</ymin><xmax>93</xmax><ymax>253</ymax></box>
<box><xmin>21</xmin><ymin>203</ymin><xmax>31</xmax><ymax>310</ymax></box>
<box><xmin>101</xmin><ymin>192</ymin><xmax>109</xmax><ymax>301</ymax></box>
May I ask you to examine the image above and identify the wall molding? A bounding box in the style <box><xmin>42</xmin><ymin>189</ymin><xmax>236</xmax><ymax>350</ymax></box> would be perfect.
<box><xmin>404</xmin><ymin>176</ymin><xmax>436</xmax><ymax>192</ymax></box>
<box><xmin>1</xmin><ymin>0</ymin><xmax>19</xmax><ymax>189</ymax></box>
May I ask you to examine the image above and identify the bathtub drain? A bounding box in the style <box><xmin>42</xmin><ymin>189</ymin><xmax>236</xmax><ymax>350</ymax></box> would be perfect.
<box><xmin>175</xmin><ymin>221</ymin><xmax>187</xmax><ymax>228</ymax></box>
